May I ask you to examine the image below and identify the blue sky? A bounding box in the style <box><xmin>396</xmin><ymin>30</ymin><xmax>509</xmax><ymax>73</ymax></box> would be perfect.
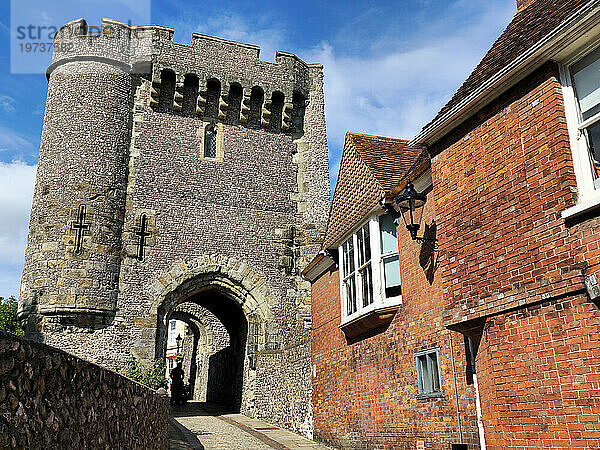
<box><xmin>0</xmin><ymin>0</ymin><xmax>516</xmax><ymax>297</ymax></box>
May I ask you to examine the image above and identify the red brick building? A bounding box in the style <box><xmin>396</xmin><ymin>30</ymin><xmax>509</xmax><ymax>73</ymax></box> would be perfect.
<box><xmin>304</xmin><ymin>133</ymin><xmax>481</xmax><ymax>448</ymax></box>
<box><xmin>306</xmin><ymin>0</ymin><xmax>600</xmax><ymax>448</ymax></box>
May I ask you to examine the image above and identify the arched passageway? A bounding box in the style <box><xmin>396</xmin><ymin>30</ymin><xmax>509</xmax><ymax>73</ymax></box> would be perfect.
<box><xmin>150</xmin><ymin>255</ymin><xmax>281</xmax><ymax>416</ymax></box>
<box><xmin>164</xmin><ymin>291</ymin><xmax>247</xmax><ymax>411</ymax></box>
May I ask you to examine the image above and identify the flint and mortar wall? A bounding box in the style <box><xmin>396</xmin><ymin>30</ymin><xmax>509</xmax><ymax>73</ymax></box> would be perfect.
<box><xmin>0</xmin><ymin>331</ymin><xmax>168</xmax><ymax>449</ymax></box>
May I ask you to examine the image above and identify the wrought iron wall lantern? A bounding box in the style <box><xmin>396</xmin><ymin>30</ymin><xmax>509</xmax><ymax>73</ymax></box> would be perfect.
<box><xmin>381</xmin><ymin>181</ymin><xmax>438</xmax><ymax>249</ymax></box>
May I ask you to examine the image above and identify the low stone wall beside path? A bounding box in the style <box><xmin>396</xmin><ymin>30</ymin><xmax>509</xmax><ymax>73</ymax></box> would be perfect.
<box><xmin>0</xmin><ymin>330</ymin><xmax>168</xmax><ymax>448</ymax></box>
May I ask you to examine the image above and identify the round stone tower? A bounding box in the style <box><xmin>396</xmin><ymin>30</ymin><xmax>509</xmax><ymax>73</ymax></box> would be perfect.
<box><xmin>19</xmin><ymin>19</ymin><xmax>135</xmax><ymax>332</ymax></box>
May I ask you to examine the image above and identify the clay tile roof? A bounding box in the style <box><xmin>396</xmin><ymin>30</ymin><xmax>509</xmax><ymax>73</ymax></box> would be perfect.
<box><xmin>322</xmin><ymin>133</ymin><xmax>425</xmax><ymax>249</ymax></box>
<box><xmin>423</xmin><ymin>0</ymin><xmax>594</xmax><ymax>134</ymax></box>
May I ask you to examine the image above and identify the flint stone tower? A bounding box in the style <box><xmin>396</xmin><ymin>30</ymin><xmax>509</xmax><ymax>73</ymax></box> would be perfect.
<box><xmin>19</xmin><ymin>18</ymin><xmax>329</xmax><ymax>433</ymax></box>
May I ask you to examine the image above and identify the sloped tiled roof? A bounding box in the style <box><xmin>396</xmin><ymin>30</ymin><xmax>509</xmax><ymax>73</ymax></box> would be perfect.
<box><xmin>423</xmin><ymin>0</ymin><xmax>594</xmax><ymax>134</ymax></box>
<box><xmin>322</xmin><ymin>133</ymin><xmax>424</xmax><ymax>249</ymax></box>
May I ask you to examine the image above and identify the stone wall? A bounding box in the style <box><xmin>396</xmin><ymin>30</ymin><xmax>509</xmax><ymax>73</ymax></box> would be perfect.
<box><xmin>0</xmin><ymin>331</ymin><xmax>168</xmax><ymax>449</ymax></box>
<box><xmin>174</xmin><ymin>302</ymin><xmax>230</xmax><ymax>402</ymax></box>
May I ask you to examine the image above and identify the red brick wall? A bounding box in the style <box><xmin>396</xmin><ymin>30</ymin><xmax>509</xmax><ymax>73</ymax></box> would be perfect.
<box><xmin>430</xmin><ymin>62</ymin><xmax>600</xmax><ymax>448</ymax></box>
<box><xmin>311</xmin><ymin>200</ymin><xmax>480</xmax><ymax>448</ymax></box>
<box><xmin>477</xmin><ymin>294</ymin><xmax>600</xmax><ymax>449</ymax></box>
<box><xmin>431</xmin><ymin>63</ymin><xmax>583</xmax><ymax>326</ymax></box>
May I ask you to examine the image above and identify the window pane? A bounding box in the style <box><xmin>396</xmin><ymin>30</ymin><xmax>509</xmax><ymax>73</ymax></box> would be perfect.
<box><xmin>587</xmin><ymin>121</ymin><xmax>600</xmax><ymax>179</ymax></box>
<box><xmin>345</xmin><ymin>277</ymin><xmax>356</xmax><ymax>315</ymax></box>
<box><xmin>347</xmin><ymin>238</ymin><xmax>355</xmax><ymax>273</ymax></box>
<box><xmin>379</xmin><ymin>214</ymin><xmax>398</xmax><ymax>254</ymax></box>
<box><xmin>429</xmin><ymin>353</ymin><xmax>440</xmax><ymax>392</ymax></box>
<box><xmin>357</xmin><ymin>227</ymin><xmax>365</xmax><ymax>266</ymax></box>
<box><xmin>363</xmin><ymin>225</ymin><xmax>371</xmax><ymax>263</ymax></box>
<box><xmin>205</xmin><ymin>127</ymin><xmax>217</xmax><ymax>158</ymax></box>
<box><xmin>573</xmin><ymin>46</ymin><xmax>600</xmax><ymax>121</ymax></box>
<box><xmin>360</xmin><ymin>264</ymin><xmax>373</xmax><ymax>307</ymax></box>
<box><xmin>342</xmin><ymin>239</ymin><xmax>355</xmax><ymax>276</ymax></box>
<box><xmin>419</xmin><ymin>355</ymin><xmax>432</xmax><ymax>393</ymax></box>
<box><xmin>383</xmin><ymin>255</ymin><xmax>401</xmax><ymax>291</ymax></box>
<box><xmin>342</xmin><ymin>240</ymin><xmax>348</xmax><ymax>276</ymax></box>
<box><xmin>357</xmin><ymin>224</ymin><xmax>370</xmax><ymax>266</ymax></box>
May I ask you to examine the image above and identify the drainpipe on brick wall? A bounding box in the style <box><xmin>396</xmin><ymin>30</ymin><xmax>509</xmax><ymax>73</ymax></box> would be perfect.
<box><xmin>474</xmin><ymin>374</ymin><xmax>487</xmax><ymax>450</ymax></box>
<box><xmin>448</xmin><ymin>331</ymin><xmax>463</xmax><ymax>444</ymax></box>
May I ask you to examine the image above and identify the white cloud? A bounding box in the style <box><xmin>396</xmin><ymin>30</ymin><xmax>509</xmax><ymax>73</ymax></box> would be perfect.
<box><xmin>297</xmin><ymin>1</ymin><xmax>514</xmax><ymax>191</ymax></box>
<box><xmin>0</xmin><ymin>124</ymin><xmax>36</xmax><ymax>154</ymax></box>
<box><xmin>0</xmin><ymin>161</ymin><xmax>36</xmax><ymax>266</ymax></box>
<box><xmin>0</xmin><ymin>96</ymin><xmax>16</xmax><ymax>113</ymax></box>
<box><xmin>170</xmin><ymin>13</ymin><xmax>286</xmax><ymax>63</ymax></box>
<box><xmin>306</xmin><ymin>5</ymin><xmax>513</xmax><ymax>146</ymax></box>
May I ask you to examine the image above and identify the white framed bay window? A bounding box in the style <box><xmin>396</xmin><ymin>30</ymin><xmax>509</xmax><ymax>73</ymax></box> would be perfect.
<box><xmin>560</xmin><ymin>43</ymin><xmax>600</xmax><ymax>216</ymax></box>
<box><xmin>339</xmin><ymin>213</ymin><xmax>402</xmax><ymax>323</ymax></box>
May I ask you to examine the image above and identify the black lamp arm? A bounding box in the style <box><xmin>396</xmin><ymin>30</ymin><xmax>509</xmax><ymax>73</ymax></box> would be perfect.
<box><xmin>379</xmin><ymin>199</ymin><xmax>401</xmax><ymax>223</ymax></box>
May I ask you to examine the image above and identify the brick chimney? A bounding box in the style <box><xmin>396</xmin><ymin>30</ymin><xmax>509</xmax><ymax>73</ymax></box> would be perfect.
<box><xmin>516</xmin><ymin>0</ymin><xmax>536</xmax><ymax>12</ymax></box>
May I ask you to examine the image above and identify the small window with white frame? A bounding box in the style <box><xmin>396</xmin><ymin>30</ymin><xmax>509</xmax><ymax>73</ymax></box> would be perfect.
<box><xmin>415</xmin><ymin>348</ymin><xmax>442</xmax><ymax>398</ymax></box>
<box><xmin>339</xmin><ymin>213</ymin><xmax>402</xmax><ymax>321</ymax></box>
<box><xmin>168</xmin><ymin>320</ymin><xmax>177</xmax><ymax>344</ymax></box>
<box><xmin>561</xmin><ymin>45</ymin><xmax>600</xmax><ymax>205</ymax></box>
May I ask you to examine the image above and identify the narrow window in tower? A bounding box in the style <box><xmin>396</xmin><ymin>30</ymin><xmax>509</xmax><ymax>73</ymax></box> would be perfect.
<box><xmin>269</xmin><ymin>91</ymin><xmax>284</xmax><ymax>132</ymax></box>
<box><xmin>158</xmin><ymin>69</ymin><xmax>176</xmax><ymax>112</ymax></box>
<box><xmin>204</xmin><ymin>125</ymin><xmax>217</xmax><ymax>159</ymax></box>
<box><xmin>291</xmin><ymin>92</ymin><xmax>306</xmax><ymax>135</ymax></box>
<box><xmin>248</xmin><ymin>86</ymin><xmax>264</xmax><ymax>128</ymax></box>
<box><xmin>136</xmin><ymin>213</ymin><xmax>150</xmax><ymax>261</ymax></box>
<box><xmin>71</xmin><ymin>204</ymin><xmax>90</xmax><ymax>255</ymax></box>
<box><xmin>205</xmin><ymin>78</ymin><xmax>221</xmax><ymax>119</ymax></box>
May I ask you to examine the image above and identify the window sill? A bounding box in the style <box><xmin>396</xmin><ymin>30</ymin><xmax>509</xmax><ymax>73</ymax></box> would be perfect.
<box><xmin>339</xmin><ymin>304</ymin><xmax>400</xmax><ymax>340</ymax></box>
<box><xmin>562</xmin><ymin>194</ymin><xmax>600</xmax><ymax>220</ymax></box>
<box><xmin>417</xmin><ymin>392</ymin><xmax>444</xmax><ymax>400</ymax></box>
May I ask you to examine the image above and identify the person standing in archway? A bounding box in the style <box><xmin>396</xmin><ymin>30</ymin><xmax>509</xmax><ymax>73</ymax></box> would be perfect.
<box><xmin>170</xmin><ymin>361</ymin><xmax>185</xmax><ymax>405</ymax></box>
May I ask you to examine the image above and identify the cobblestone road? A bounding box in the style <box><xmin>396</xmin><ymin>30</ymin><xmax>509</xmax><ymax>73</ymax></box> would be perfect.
<box><xmin>169</xmin><ymin>402</ymin><xmax>329</xmax><ymax>450</ymax></box>
<box><xmin>173</xmin><ymin>413</ymin><xmax>273</xmax><ymax>449</ymax></box>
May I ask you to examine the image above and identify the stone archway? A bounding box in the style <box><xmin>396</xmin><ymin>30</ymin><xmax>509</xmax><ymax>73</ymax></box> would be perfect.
<box><xmin>170</xmin><ymin>304</ymin><xmax>231</xmax><ymax>402</ymax></box>
<box><xmin>168</xmin><ymin>310</ymin><xmax>205</xmax><ymax>401</ymax></box>
<box><xmin>147</xmin><ymin>254</ymin><xmax>280</xmax><ymax>414</ymax></box>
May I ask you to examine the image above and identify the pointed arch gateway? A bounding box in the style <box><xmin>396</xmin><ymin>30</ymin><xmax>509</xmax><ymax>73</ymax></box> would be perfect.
<box><xmin>147</xmin><ymin>254</ymin><xmax>280</xmax><ymax>413</ymax></box>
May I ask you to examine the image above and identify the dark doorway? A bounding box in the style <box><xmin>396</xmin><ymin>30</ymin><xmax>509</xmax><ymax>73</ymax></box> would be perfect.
<box><xmin>165</xmin><ymin>289</ymin><xmax>248</xmax><ymax>412</ymax></box>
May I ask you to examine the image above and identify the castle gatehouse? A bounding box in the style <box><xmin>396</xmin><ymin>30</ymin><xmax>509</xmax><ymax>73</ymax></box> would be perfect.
<box><xmin>18</xmin><ymin>18</ymin><xmax>330</xmax><ymax>434</ymax></box>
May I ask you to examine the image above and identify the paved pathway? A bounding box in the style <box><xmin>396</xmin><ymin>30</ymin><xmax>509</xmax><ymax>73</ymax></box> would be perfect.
<box><xmin>169</xmin><ymin>402</ymin><xmax>330</xmax><ymax>449</ymax></box>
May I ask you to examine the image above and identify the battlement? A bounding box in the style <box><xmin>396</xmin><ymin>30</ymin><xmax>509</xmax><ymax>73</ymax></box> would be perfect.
<box><xmin>48</xmin><ymin>18</ymin><xmax>324</xmax><ymax>135</ymax></box>
<box><xmin>50</xmin><ymin>18</ymin><xmax>322</xmax><ymax>97</ymax></box>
